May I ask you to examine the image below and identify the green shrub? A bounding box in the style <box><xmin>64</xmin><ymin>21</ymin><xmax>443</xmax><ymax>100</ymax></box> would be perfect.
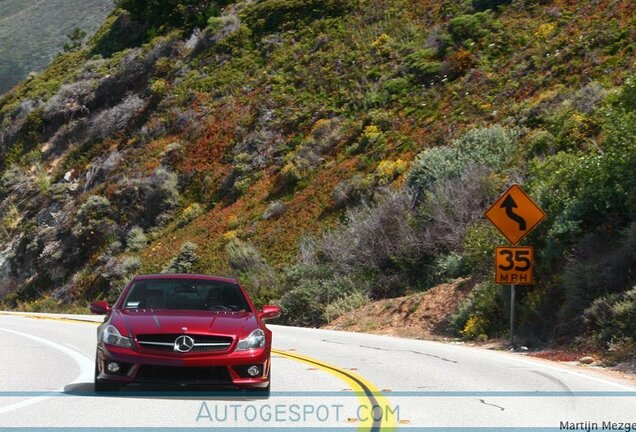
<box><xmin>279</xmin><ymin>118</ymin><xmax>343</xmax><ymax>185</ymax></box>
<box><xmin>405</xmin><ymin>48</ymin><xmax>442</xmax><ymax>83</ymax></box>
<box><xmin>584</xmin><ymin>287</ymin><xmax>636</xmax><ymax>349</ymax></box>
<box><xmin>1</xmin><ymin>204</ymin><xmax>22</xmax><ymax>231</ymax></box>
<box><xmin>537</xmin><ymin>107</ymin><xmax>598</xmax><ymax>153</ymax></box>
<box><xmin>323</xmin><ymin>292</ymin><xmax>369</xmax><ymax>322</ymax></box>
<box><xmin>526</xmin><ymin>129</ymin><xmax>558</xmax><ymax>158</ymax></box>
<box><xmin>114</xmin><ymin>167</ymin><xmax>180</xmax><ymax>227</ymax></box>
<box><xmin>407</xmin><ymin>125</ymin><xmax>518</xmax><ymax>196</ymax></box>
<box><xmin>454</xmin><ymin>125</ymin><xmax>519</xmax><ymax>167</ymax></box>
<box><xmin>450</xmin><ymin>281</ymin><xmax>507</xmax><ymax>338</ymax></box>
<box><xmin>121</xmin><ymin>255</ymin><xmax>142</xmax><ymax>274</ymax></box>
<box><xmin>207</xmin><ymin>16</ymin><xmax>226</xmax><ymax>33</ymax></box>
<box><xmin>612</xmin><ymin>75</ymin><xmax>636</xmax><ymax>112</ymax></box>
<box><xmin>177</xmin><ymin>202</ymin><xmax>204</xmax><ymax>227</ymax></box>
<box><xmin>346</xmin><ymin>124</ymin><xmax>386</xmax><ymax>156</ymax></box>
<box><xmin>160</xmin><ymin>142</ymin><xmax>183</xmax><ymax>168</ymax></box>
<box><xmin>154</xmin><ymin>57</ymin><xmax>173</xmax><ymax>76</ymax></box>
<box><xmin>126</xmin><ymin>226</ymin><xmax>148</xmax><ymax>251</ymax></box>
<box><xmin>330</xmin><ymin>174</ymin><xmax>376</xmax><ymax>208</ymax></box>
<box><xmin>462</xmin><ymin>223</ymin><xmax>500</xmax><ymax>274</ymax></box>
<box><xmin>279</xmin><ymin>276</ymin><xmax>325</xmax><ymax>327</ymax></box>
<box><xmin>16</xmin><ymin>296</ymin><xmax>65</xmax><ymax>313</ymax></box>
<box><xmin>78</xmin><ymin>195</ymin><xmax>113</xmax><ymax>219</ymax></box>
<box><xmin>448</xmin><ymin>12</ymin><xmax>494</xmax><ymax>44</ymax></box>
<box><xmin>35</xmin><ymin>164</ymin><xmax>50</xmax><ymax>195</ymax></box>
<box><xmin>226</xmin><ymin>238</ymin><xmax>268</xmax><ymax>274</ymax></box>
<box><xmin>70</xmin><ymin>195</ymin><xmax>117</xmax><ymax>257</ymax></box>
<box><xmin>556</xmin><ymin>222</ymin><xmax>636</xmax><ymax>335</ymax></box>
<box><xmin>225</xmin><ymin>238</ymin><xmax>278</xmax><ymax>306</ymax></box>
<box><xmin>432</xmin><ymin>252</ymin><xmax>467</xmax><ymax>283</ymax></box>
<box><xmin>5</xmin><ymin>110</ymin><xmax>45</xmax><ymax>168</ymax></box>
<box><xmin>438</xmin><ymin>1</ymin><xmax>474</xmax><ymax>18</ymax></box>
<box><xmin>407</xmin><ymin>146</ymin><xmax>461</xmax><ymax>195</ymax></box>
<box><xmin>383</xmin><ymin>77</ymin><xmax>411</xmax><ymax>97</ymax></box>
<box><xmin>150</xmin><ymin>78</ymin><xmax>169</xmax><ymax>97</ymax></box>
<box><xmin>162</xmin><ymin>242</ymin><xmax>198</xmax><ymax>273</ymax></box>
<box><xmin>279</xmin><ymin>264</ymin><xmax>361</xmax><ymax>326</ymax></box>
<box><xmin>116</xmin><ymin>0</ymin><xmax>222</xmax><ymax>30</ymax></box>
<box><xmin>472</xmin><ymin>0</ymin><xmax>512</xmax><ymax>11</ymax></box>
<box><xmin>241</xmin><ymin>0</ymin><xmax>353</xmax><ymax>36</ymax></box>
<box><xmin>63</xmin><ymin>27</ymin><xmax>87</xmax><ymax>52</ymax></box>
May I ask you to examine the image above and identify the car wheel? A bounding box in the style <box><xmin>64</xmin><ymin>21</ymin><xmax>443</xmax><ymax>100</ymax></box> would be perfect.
<box><xmin>94</xmin><ymin>358</ymin><xmax>120</xmax><ymax>393</ymax></box>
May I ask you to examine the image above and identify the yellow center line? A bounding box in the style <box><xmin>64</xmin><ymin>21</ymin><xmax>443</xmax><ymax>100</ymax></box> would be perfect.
<box><xmin>0</xmin><ymin>312</ymin><xmax>101</xmax><ymax>325</ymax></box>
<box><xmin>273</xmin><ymin>349</ymin><xmax>398</xmax><ymax>431</ymax></box>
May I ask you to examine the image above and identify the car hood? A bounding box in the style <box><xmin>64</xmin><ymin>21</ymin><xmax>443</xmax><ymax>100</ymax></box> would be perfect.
<box><xmin>112</xmin><ymin>309</ymin><xmax>257</xmax><ymax>338</ymax></box>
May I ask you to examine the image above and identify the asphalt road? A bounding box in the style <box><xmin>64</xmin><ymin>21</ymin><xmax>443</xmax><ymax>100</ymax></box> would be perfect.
<box><xmin>0</xmin><ymin>312</ymin><xmax>635</xmax><ymax>430</ymax></box>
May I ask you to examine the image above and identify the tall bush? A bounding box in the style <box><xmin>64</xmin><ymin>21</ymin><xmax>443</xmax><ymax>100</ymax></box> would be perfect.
<box><xmin>407</xmin><ymin>125</ymin><xmax>518</xmax><ymax>196</ymax></box>
<box><xmin>162</xmin><ymin>242</ymin><xmax>199</xmax><ymax>273</ymax></box>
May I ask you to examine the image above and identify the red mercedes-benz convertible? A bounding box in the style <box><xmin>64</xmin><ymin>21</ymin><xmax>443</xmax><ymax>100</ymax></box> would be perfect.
<box><xmin>90</xmin><ymin>274</ymin><xmax>281</xmax><ymax>395</ymax></box>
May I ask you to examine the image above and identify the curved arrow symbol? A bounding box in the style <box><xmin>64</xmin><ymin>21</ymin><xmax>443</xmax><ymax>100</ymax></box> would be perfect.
<box><xmin>500</xmin><ymin>194</ymin><xmax>527</xmax><ymax>231</ymax></box>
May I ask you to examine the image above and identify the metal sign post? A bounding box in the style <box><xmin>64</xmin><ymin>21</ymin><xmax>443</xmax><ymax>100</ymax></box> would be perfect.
<box><xmin>510</xmin><ymin>284</ymin><xmax>515</xmax><ymax>347</ymax></box>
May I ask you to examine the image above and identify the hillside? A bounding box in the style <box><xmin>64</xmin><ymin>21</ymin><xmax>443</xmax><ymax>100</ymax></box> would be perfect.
<box><xmin>0</xmin><ymin>0</ymin><xmax>114</xmax><ymax>95</ymax></box>
<box><xmin>325</xmin><ymin>278</ymin><xmax>474</xmax><ymax>338</ymax></box>
<box><xmin>1</xmin><ymin>0</ymin><xmax>635</xmax><ymax>360</ymax></box>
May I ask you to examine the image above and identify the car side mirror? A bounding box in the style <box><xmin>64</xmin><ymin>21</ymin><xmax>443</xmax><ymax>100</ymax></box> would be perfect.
<box><xmin>259</xmin><ymin>305</ymin><xmax>281</xmax><ymax>321</ymax></box>
<box><xmin>90</xmin><ymin>301</ymin><xmax>111</xmax><ymax>315</ymax></box>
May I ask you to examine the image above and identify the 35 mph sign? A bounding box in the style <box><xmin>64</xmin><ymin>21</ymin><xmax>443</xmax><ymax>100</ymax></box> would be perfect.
<box><xmin>495</xmin><ymin>246</ymin><xmax>534</xmax><ymax>285</ymax></box>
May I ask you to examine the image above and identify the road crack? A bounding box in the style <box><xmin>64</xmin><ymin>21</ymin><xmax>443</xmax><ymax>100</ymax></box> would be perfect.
<box><xmin>322</xmin><ymin>339</ymin><xmax>459</xmax><ymax>364</ymax></box>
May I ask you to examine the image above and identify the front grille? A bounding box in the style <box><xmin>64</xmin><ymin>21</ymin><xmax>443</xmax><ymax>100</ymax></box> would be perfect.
<box><xmin>191</xmin><ymin>345</ymin><xmax>230</xmax><ymax>353</ymax></box>
<box><xmin>136</xmin><ymin>365</ymin><xmax>232</xmax><ymax>383</ymax></box>
<box><xmin>136</xmin><ymin>334</ymin><xmax>233</xmax><ymax>353</ymax></box>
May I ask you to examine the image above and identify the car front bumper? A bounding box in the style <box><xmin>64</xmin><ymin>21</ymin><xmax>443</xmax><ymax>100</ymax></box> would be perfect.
<box><xmin>96</xmin><ymin>344</ymin><xmax>271</xmax><ymax>388</ymax></box>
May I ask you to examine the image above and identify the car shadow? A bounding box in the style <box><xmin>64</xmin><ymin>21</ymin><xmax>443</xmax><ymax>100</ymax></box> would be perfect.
<box><xmin>63</xmin><ymin>382</ymin><xmax>268</xmax><ymax>401</ymax></box>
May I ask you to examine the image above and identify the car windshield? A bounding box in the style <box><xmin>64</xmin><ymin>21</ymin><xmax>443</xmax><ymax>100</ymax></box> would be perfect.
<box><xmin>121</xmin><ymin>279</ymin><xmax>250</xmax><ymax>312</ymax></box>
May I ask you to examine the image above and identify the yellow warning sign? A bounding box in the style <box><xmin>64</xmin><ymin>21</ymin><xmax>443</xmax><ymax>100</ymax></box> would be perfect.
<box><xmin>485</xmin><ymin>184</ymin><xmax>545</xmax><ymax>245</ymax></box>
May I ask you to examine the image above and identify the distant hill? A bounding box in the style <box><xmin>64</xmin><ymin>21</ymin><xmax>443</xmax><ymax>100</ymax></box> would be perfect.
<box><xmin>0</xmin><ymin>0</ymin><xmax>114</xmax><ymax>95</ymax></box>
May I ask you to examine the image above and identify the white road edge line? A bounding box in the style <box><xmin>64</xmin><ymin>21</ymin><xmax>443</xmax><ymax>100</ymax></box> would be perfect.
<box><xmin>0</xmin><ymin>327</ymin><xmax>95</xmax><ymax>415</ymax></box>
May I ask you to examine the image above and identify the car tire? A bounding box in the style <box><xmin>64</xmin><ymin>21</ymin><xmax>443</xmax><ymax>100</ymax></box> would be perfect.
<box><xmin>94</xmin><ymin>358</ymin><xmax>120</xmax><ymax>393</ymax></box>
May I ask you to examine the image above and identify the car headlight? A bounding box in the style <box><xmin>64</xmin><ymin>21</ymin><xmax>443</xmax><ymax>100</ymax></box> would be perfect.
<box><xmin>102</xmin><ymin>325</ymin><xmax>132</xmax><ymax>348</ymax></box>
<box><xmin>236</xmin><ymin>329</ymin><xmax>265</xmax><ymax>351</ymax></box>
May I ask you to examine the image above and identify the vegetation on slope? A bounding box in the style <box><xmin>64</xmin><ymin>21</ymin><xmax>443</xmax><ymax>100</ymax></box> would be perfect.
<box><xmin>0</xmin><ymin>0</ymin><xmax>635</xmax><ymax>359</ymax></box>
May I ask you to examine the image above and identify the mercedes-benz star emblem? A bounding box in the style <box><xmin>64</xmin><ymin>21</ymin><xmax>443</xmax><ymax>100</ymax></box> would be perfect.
<box><xmin>174</xmin><ymin>335</ymin><xmax>195</xmax><ymax>353</ymax></box>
